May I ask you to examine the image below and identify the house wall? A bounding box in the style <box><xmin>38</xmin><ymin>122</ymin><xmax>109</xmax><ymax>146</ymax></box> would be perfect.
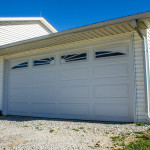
<box><xmin>0</xmin><ymin>56</ymin><xmax>4</xmax><ymax>111</ymax></box>
<box><xmin>0</xmin><ymin>31</ymin><xmax>147</xmax><ymax>122</ymax></box>
<box><xmin>133</xmin><ymin>32</ymin><xmax>146</xmax><ymax>122</ymax></box>
<box><xmin>0</xmin><ymin>21</ymin><xmax>51</xmax><ymax>46</ymax></box>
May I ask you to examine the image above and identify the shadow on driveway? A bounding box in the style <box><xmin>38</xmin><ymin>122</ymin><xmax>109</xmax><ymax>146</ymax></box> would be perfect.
<box><xmin>0</xmin><ymin>115</ymin><xmax>133</xmax><ymax>125</ymax></box>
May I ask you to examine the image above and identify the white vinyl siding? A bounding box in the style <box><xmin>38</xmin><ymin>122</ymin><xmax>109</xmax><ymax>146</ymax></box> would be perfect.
<box><xmin>134</xmin><ymin>32</ymin><xmax>146</xmax><ymax>122</ymax></box>
<box><xmin>0</xmin><ymin>21</ymin><xmax>51</xmax><ymax>46</ymax></box>
<box><xmin>0</xmin><ymin>57</ymin><xmax>4</xmax><ymax>110</ymax></box>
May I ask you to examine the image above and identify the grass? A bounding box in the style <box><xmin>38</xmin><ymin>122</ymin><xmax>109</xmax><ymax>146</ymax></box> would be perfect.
<box><xmin>79</xmin><ymin>127</ymin><xmax>85</xmax><ymax>129</ymax></box>
<box><xmin>111</xmin><ymin>135</ymin><xmax>126</xmax><ymax>142</ymax></box>
<box><xmin>111</xmin><ymin>136</ymin><xmax>121</xmax><ymax>142</ymax></box>
<box><xmin>115</xmin><ymin>128</ymin><xmax>150</xmax><ymax>150</ymax></box>
<box><xmin>136</xmin><ymin>122</ymin><xmax>146</xmax><ymax>126</ymax></box>
<box><xmin>125</xmin><ymin>133</ymin><xmax>131</xmax><ymax>135</ymax></box>
<box><xmin>35</xmin><ymin>127</ymin><xmax>42</xmax><ymax>130</ymax></box>
<box><xmin>134</xmin><ymin>131</ymin><xmax>145</xmax><ymax>134</ymax></box>
<box><xmin>111</xmin><ymin>133</ymin><xmax>128</xmax><ymax>148</ymax></box>
<box><xmin>72</xmin><ymin>128</ymin><xmax>79</xmax><ymax>131</ymax></box>
<box><xmin>49</xmin><ymin>129</ymin><xmax>54</xmax><ymax>133</ymax></box>
<box><xmin>120</xmin><ymin>138</ymin><xmax>150</xmax><ymax>150</ymax></box>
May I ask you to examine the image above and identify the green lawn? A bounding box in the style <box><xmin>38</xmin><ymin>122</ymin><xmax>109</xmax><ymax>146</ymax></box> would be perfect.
<box><xmin>121</xmin><ymin>130</ymin><xmax>150</xmax><ymax>150</ymax></box>
<box><xmin>112</xmin><ymin>127</ymin><xmax>150</xmax><ymax>150</ymax></box>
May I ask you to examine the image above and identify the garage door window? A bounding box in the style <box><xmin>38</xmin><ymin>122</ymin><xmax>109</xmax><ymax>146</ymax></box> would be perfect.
<box><xmin>95</xmin><ymin>51</ymin><xmax>126</xmax><ymax>58</ymax></box>
<box><xmin>11</xmin><ymin>62</ymin><xmax>28</xmax><ymax>69</ymax></box>
<box><xmin>33</xmin><ymin>57</ymin><xmax>54</xmax><ymax>66</ymax></box>
<box><xmin>61</xmin><ymin>53</ymin><xmax>87</xmax><ymax>63</ymax></box>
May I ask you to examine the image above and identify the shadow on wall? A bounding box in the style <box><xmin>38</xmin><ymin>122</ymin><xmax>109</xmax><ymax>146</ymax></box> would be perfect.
<box><xmin>0</xmin><ymin>115</ymin><xmax>132</xmax><ymax>125</ymax></box>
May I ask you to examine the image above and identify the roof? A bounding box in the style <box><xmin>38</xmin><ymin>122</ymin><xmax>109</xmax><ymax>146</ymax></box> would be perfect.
<box><xmin>0</xmin><ymin>17</ymin><xmax>57</xmax><ymax>46</ymax></box>
<box><xmin>0</xmin><ymin>11</ymin><xmax>150</xmax><ymax>55</ymax></box>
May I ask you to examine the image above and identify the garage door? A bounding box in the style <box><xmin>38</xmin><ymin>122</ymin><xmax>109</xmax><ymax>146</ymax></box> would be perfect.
<box><xmin>6</xmin><ymin>43</ymin><xmax>134</xmax><ymax>122</ymax></box>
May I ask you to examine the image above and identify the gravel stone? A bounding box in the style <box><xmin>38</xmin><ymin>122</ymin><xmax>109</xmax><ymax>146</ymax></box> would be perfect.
<box><xmin>0</xmin><ymin>116</ymin><xmax>149</xmax><ymax>150</ymax></box>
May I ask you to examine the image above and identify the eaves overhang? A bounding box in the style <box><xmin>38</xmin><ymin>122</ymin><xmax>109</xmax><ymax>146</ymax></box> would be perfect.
<box><xmin>0</xmin><ymin>11</ymin><xmax>150</xmax><ymax>55</ymax></box>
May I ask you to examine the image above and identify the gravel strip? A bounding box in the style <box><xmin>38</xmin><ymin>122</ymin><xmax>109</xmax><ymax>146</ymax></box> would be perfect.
<box><xmin>0</xmin><ymin>116</ymin><xmax>149</xmax><ymax>150</ymax></box>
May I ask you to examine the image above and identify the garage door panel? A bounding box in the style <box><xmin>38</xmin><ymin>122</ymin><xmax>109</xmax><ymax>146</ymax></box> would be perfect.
<box><xmin>8</xmin><ymin>97</ymin><xmax>29</xmax><ymax>102</ymax></box>
<box><xmin>31</xmin><ymin>103</ymin><xmax>55</xmax><ymax>114</ymax></box>
<box><xmin>94</xmin><ymin>103</ymin><xmax>129</xmax><ymax>117</ymax></box>
<box><xmin>92</xmin><ymin>77</ymin><xmax>130</xmax><ymax>84</ymax></box>
<box><xmin>9</xmin><ymin>71</ymin><xmax>30</xmax><ymax>85</ymax></box>
<box><xmin>60</xmin><ymin>103</ymin><xmax>89</xmax><ymax>115</ymax></box>
<box><xmin>32</xmin><ymin>86</ymin><xmax>57</xmax><ymax>98</ymax></box>
<box><xmin>30</xmin><ymin>97</ymin><xmax>56</xmax><ymax>103</ymax></box>
<box><xmin>94</xmin><ymin>84</ymin><xmax>129</xmax><ymax>98</ymax></box>
<box><xmin>60</xmin><ymin>80</ymin><xmax>89</xmax><ymax>86</ymax></box>
<box><xmin>31</xmin><ymin>70</ymin><xmax>57</xmax><ymax>82</ymax></box>
<box><xmin>93</xmin><ymin>57</ymin><xmax>128</xmax><ymax>65</ymax></box>
<box><xmin>93</xmin><ymin>98</ymin><xmax>130</xmax><ymax>103</ymax></box>
<box><xmin>93</xmin><ymin>63</ymin><xmax>128</xmax><ymax>78</ymax></box>
<box><xmin>60</xmin><ymin>67</ymin><xmax>89</xmax><ymax>80</ymax></box>
<box><xmin>60</xmin><ymin>61</ymin><xmax>88</xmax><ymax>68</ymax></box>
<box><xmin>58</xmin><ymin>98</ymin><xmax>90</xmax><ymax>102</ymax></box>
<box><xmin>8</xmin><ymin>102</ymin><xmax>28</xmax><ymax>113</ymax></box>
<box><xmin>60</xmin><ymin>86</ymin><xmax>89</xmax><ymax>98</ymax></box>
<box><xmin>8</xmin><ymin>87</ymin><xmax>31</xmax><ymax>99</ymax></box>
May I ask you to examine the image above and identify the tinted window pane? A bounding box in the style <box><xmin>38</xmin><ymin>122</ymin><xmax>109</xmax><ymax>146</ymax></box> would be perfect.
<box><xmin>61</xmin><ymin>53</ymin><xmax>86</xmax><ymax>63</ymax></box>
<box><xmin>12</xmin><ymin>62</ymin><xmax>28</xmax><ymax>69</ymax></box>
<box><xmin>33</xmin><ymin>57</ymin><xmax>54</xmax><ymax>66</ymax></box>
<box><xmin>95</xmin><ymin>51</ymin><xmax>125</xmax><ymax>58</ymax></box>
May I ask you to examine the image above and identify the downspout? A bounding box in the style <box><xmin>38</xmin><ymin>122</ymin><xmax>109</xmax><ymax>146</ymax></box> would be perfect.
<box><xmin>132</xmin><ymin>19</ymin><xmax>150</xmax><ymax>123</ymax></box>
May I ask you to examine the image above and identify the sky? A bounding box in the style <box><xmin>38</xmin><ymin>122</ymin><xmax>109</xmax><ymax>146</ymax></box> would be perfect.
<box><xmin>0</xmin><ymin>0</ymin><xmax>150</xmax><ymax>31</ymax></box>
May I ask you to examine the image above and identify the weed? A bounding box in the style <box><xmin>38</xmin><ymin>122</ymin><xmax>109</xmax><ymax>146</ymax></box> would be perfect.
<box><xmin>105</xmin><ymin>131</ymin><xmax>109</xmax><ymax>134</ymax></box>
<box><xmin>136</xmin><ymin>122</ymin><xmax>146</xmax><ymax>126</ymax></box>
<box><xmin>23</xmin><ymin>125</ymin><xmax>28</xmax><ymax>127</ymax></box>
<box><xmin>35</xmin><ymin>127</ymin><xmax>42</xmax><ymax>130</ymax></box>
<box><xmin>111</xmin><ymin>133</ymin><xmax>127</xmax><ymax>148</ymax></box>
<box><xmin>50</xmin><ymin>129</ymin><xmax>54</xmax><ymax>133</ymax></box>
<box><xmin>120</xmin><ymin>139</ymin><xmax>150</xmax><ymax>150</ymax></box>
<box><xmin>134</xmin><ymin>131</ymin><xmax>145</xmax><ymax>134</ymax></box>
<box><xmin>125</xmin><ymin>133</ymin><xmax>131</xmax><ymax>135</ymax></box>
<box><xmin>111</xmin><ymin>136</ymin><xmax>120</xmax><ymax>142</ymax></box>
<box><xmin>79</xmin><ymin>127</ymin><xmax>85</xmax><ymax>129</ymax></box>
<box><xmin>72</xmin><ymin>128</ymin><xmax>79</xmax><ymax>131</ymax></box>
<box><xmin>147</xmin><ymin>128</ymin><xmax>150</xmax><ymax>131</ymax></box>
<box><xmin>116</xmin><ymin>129</ymin><xmax>150</xmax><ymax>150</ymax></box>
<box><xmin>136</xmin><ymin>134</ymin><xmax>150</xmax><ymax>140</ymax></box>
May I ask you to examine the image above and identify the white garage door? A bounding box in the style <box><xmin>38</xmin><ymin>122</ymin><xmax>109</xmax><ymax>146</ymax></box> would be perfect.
<box><xmin>6</xmin><ymin>43</ymin><xmax>134</xmax><ymax>122</ymax></box>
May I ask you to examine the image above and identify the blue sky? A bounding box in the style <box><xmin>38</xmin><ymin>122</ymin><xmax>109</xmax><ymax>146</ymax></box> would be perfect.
<box><xmin>0</xmin><ymin>0</ymin><xmax>150</xmax><ymax>31</ymax></box>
